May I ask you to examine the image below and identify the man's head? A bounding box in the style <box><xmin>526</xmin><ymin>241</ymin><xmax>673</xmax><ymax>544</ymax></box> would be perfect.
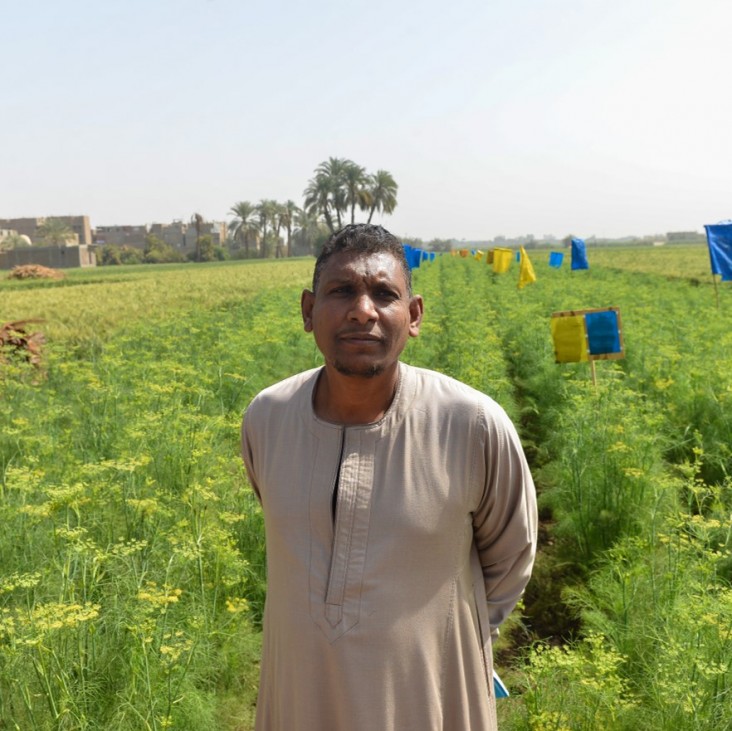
<box><xmin>312</xmin><ymin>224</ymin><xmax>412</xmax><ymax>295</ymax></box>
<box><xmin>302</xmin><ymin>224</ymin><xmax>423</xmax><ymax>379</ymax></box>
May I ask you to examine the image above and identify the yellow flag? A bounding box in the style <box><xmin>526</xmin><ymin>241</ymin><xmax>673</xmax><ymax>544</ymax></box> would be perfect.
<box><xmin>518</xmin><ymin>246</ymin><xmax>537</xmax><ymax>289</ymax></box>
<box><xmin>551</xmin><ymin>314</ymin><xmax>588</xmax><ymax>362</ymax></box>
<box><xmin>492</xmin><ymin>248</ymin><xmax>512</xmax><ymax>273</ymax></box>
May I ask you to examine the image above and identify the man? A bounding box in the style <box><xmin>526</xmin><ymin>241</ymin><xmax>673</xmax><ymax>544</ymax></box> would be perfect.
<box><xmin>241</xmin><ymin>224</ymin><xmax>537</xmax><ymax>730</ymax></box>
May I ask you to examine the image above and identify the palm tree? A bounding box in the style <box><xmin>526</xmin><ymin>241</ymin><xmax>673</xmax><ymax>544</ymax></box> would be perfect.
<box><xmin>315</xmin><ymin>157</ymin><xmax>349</xmax><ymax>229</ymax></box>
<box><xmin>304</xmin><ymin>174</ymin><xmax>336</xmax><ymax>233</ymax></box>
<box><xmin>279</xmin><ymin>200</ymin><xmax>300</xmax><ymax>257</ymax></box>
<box><xmin>343</xmin><ymin>161</ymin><xmax>370</xmax><ymax>224</ymax></box>
<box><xmin>191</xmin><ymin>212</ymin><xmax>204</xmax><ymax>261</ymax></box>
<box><xmin>304</xmin><ymin>157</ymin><xmax>361</xmax><ymax>232</ymax></box>
<box><xmin>294</xmin><ymin>209</ymin><xmax>328</xmax><ymax>255</ymax></box>
<box><xmin>271</xmin><ymin>202</ymin><xmax>286</xmax><ymax>258</ymax></box>
<box><xmin>256</xmin><ymin>199</ymin><xmax>278</xmax><ymax>258</ymax></box>
<box><xmin>322</xmin><ymin>157</ymin><xmax>348</xmax><ymax>228</ymax></box>
<box><xmin>304</xmin><ymin>159</ymin><xmax>393</xmax><ymax>232</ymax></box>
<box><xmin>229</xmin><ymin>201</ymin><xmax>259</xmax><ymax>257</ymax></box>
<box><xmin>37</xmin><ymin>218</ymin><xmax>75</xmax><ymax>246</ymax></box>
<box><xmin>366</xmin><ymin>170</ymin><xmax>398</xmax><ymax>224</ymax></box>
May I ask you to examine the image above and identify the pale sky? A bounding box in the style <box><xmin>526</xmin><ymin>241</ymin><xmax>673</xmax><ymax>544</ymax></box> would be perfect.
<box><xmin>3</xmin><ymin>0</ymin><xmax>731</xmax><ymax>241</ymax></box>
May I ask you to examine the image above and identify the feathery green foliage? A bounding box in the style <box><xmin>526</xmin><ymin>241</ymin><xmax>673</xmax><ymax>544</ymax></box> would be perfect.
<box><xmin>1</xmin><ymin>247</ymin><xmax>730</xmax><ymax>729</ymax></box>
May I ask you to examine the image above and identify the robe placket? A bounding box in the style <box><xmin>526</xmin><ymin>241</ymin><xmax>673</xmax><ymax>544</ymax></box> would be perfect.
<box><xmin>311</xmin><ymin>425</ymin><xmax>377</xmax><ymax>642</ymax></box>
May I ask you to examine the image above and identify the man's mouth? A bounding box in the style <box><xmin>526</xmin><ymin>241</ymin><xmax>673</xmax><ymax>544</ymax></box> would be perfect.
<box><xmin>338</xmin><ymin>332</ymin><xmax>383</xmax><ymax>343</ymax></box>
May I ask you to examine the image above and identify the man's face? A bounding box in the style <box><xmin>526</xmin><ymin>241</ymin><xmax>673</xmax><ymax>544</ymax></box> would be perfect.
<box><xmin>301</xmin><ymin>251</ymin><xmax>423</xmax><ymax>378</ymax></box>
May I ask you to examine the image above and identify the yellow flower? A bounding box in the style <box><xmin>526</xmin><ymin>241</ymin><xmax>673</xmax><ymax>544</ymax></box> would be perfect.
<box><xmin>225</xmin><ymin>597</ymin><xmax>249</xmax><ymax>614</ymax></box>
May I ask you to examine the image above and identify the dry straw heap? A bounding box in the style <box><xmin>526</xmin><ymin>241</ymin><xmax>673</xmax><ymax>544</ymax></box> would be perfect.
<box><xmin>7</xmin><ymin>264</ymin><xmax>65</xmax><ymax>280</ymax></box>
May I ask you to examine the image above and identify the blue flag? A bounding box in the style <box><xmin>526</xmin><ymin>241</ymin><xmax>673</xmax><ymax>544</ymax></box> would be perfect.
<box><xmin>585</xmin><ymin>310</ymin><xmax>622</xmax><ymax>356</ymax></box>
<box><xmin>571</xmin><ymin>237</ymin><xmax>589</xmax><ymax>270</ymax></box>
<box><xmin>704</xmin><ymin>223</ymin><xmax>732</xmax><ymax>281</ymax></box>
<box><xmin>549</xmin><ymin>251</ymin><xmax>564</xmax><ymax>268</ymax></box>
<box><xmin>402</xmin><ymin>244</ymin><xmax>421</xmax><ymax>270</ymax></box>
<box><xmin>493</xmin><ymin>670</ymin><xmax>509</xmax><ymax>698</ymax></box>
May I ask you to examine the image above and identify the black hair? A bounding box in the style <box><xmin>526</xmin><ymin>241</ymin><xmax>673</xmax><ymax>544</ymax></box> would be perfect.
<box><xmin>312</xmin><ymin>224</ymin><xmax>411</xmax><ymax>294</ymax></box>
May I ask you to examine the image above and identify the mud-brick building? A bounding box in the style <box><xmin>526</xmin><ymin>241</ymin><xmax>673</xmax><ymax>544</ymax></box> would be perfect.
<box><xmin>0</xmin><ymin>216</ymin><xmax>92</xmax><ymax>246</ymax></box>
<box><xmin>93</xmin><ymin>224</ymin><xmax>148</xmax><ymax>248</ymax></box>
<box><xmin>0</xmin><ymin>245</ymin><xmax>97</xmax><ymax>270</ymax></box>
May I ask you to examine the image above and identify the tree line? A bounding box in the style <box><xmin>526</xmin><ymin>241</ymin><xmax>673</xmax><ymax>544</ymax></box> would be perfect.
<box><xmin>0</xmin><ymin>158</ymin><xmax>400</xmax><ymax>265</ymax></box>
<box><xmin>105</xmin><ymin>157</ymin><xmax>400</xmax><ymax>264</ymax></box>
<box><xmin>228</xmin><ymin>157</ymin><xmax>398</xmax><ymax>260</ymax></box>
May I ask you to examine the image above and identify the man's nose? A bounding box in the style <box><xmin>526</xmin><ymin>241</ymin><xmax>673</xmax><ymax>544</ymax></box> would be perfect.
<box><xmin>348</xmin><ymin>294</ymin><xmax>378</xmax><ymax>322</ymax></box>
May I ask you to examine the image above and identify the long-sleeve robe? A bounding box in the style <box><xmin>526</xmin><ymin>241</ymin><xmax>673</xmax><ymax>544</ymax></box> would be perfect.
<box><xmin>241</xmin><ymin>362</ymin><xmax>537</xmax><ymax>731</ymax></box>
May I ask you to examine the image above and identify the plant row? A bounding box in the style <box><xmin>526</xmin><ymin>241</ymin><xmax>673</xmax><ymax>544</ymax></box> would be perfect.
<box><xmin>0</xmin><ymin>264</ymin><xmax>314</xmax><ymax>730</ymax></box>
<box><xmin>409</xmin><ymin>255</ymin><xmax>731</xmax><ymax>730</ymax></box>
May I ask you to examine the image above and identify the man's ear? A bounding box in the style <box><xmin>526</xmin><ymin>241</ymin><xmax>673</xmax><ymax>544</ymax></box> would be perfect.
<box><xmin>408</xmin><ymin>295</ymin><xmax>424</xmax><ymax>338</ymax></box>
<box><xmin>301</xmin><ymin>289</ymin><xmax>315</xmax><ymax>332</ymax></box>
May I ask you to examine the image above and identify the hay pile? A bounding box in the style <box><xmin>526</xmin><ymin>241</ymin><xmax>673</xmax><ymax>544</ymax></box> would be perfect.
<box><xmin>7</xmin><ymin>264</ymin><xmax>65</xmax><ymax>280</ymax></box>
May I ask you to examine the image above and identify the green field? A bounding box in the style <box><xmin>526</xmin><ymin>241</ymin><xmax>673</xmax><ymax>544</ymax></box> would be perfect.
<box><xmin>1</xmin><ymin>248</ymin><xmax>730</xmax><ymax>730</ymax></box>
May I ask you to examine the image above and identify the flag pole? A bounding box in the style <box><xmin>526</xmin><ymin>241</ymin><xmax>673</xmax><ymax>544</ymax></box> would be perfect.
<box><xmin>712</xmin><ymin>273</ymin><xmax>720</xmax><ymax>310</ymax></box>
<box><xmin>590</xmin><ymin>359</ymin><xmax>597</xmax><ymax>387</ymax></box>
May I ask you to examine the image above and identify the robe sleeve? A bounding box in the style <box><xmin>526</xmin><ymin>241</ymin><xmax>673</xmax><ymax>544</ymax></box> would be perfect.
<box><xmin>241</xmin><ymin>407</ymin><xmax>263</xmax><ymax>504</ymax></box>
<box><xmin>471</xmin><ymin>404</ymin><xmax>538</xmax><ymax>636</ymax></box>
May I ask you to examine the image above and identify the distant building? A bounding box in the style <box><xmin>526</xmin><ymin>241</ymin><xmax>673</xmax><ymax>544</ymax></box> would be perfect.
<box><xmin>666</xmin><ymin>231</ymin><xmax>705</xmax><ymax>242</ymax></box>
<box><xmin>92</xmin><ymin>219</ymin><xmax>229</xmax><ymax>253</ymax></box>
<box><xmin>184</xmin><ymin>221</ymin><xmax>227</xmax><ymax>250</ymax></box>
<box><xmin>0</xmin><ymin>216</ymin><xmax>92</xmax><ymax>246</ymax></box>
<box><xmin>94</xmin><ymin>224</ymin><xmax>148</xmax><ymax>248</ymax></box>
<box><xmin>146</xmin><ymin>220</ymin><xmax>228</xmax><ymax>252</ymax></box>
<box><xmin>0</xmin><ymin>218</ymin><xmax>42</xmax><ymax>242</ymax></box>
<box><xmin>0</xmin><ymin>228</ymin><xmax>20</xmax><ymax>243</ymax></box>
<box><xmin>149</xmin><ymin>221</ymin><xmax>188</xmax><ymax>250</ymax></box>
<box><xmin>62</xmin><ymin>216</ymin><xmax>92</xmax><ymax>246</ymax></box>
<box><xmin>0</xmin><ymin>245</ymin><xmax>96</xmax><ymax>270</ymax></box>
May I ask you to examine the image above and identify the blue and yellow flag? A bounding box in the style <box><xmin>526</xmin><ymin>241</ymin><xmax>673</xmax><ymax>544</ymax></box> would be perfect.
<box><xmin>518</xmin><ymin>246</ymin><xmax>537</xmax><ymax>289</ymax></box>
<box><xmin>551</xmin><ymin>308</ymin><xmax>624</xmax><ymax>364</ymax></box>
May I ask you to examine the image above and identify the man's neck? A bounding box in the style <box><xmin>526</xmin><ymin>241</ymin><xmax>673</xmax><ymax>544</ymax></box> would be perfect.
<box><xmin>313</xmin><ymin>363</ymin><xmax>400</xmax><ymax>426</ymax></box>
